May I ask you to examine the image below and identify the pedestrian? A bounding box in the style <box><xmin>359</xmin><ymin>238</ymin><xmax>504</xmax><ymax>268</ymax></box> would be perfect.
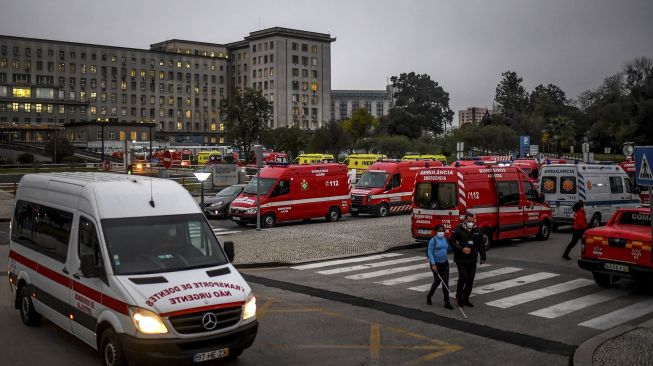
<box><xmin>426</xmin><ymin>224</ymin><xmax>454</xmax><ymax>310</ymax></box>
<box><xmin>562</xmin><ymin>200</ymin><xmax>587</xmax><ymax>260</ymax></box>
<box><xmin>450</xmin><ymin>213</ymin><xmax>486</xmax><ymax>308</ymax></box>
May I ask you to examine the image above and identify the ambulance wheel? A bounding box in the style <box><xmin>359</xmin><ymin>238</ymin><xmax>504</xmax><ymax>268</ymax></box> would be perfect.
<box><xmin>376</xmin><ymin>203</ymin><xmax>389</xmax><ymax>217</ymax></box>
<box><xmin>100</xmin><ymin>328</ymin><xmax>127</xmax><ymax>366</ymax></box>
<box><xmin>590</xmin><ymin>214</ymin><xmax>601</xmax><ymax>228</ymax></box>
<box><xmin>480</xmin><ymin>229</ymin><xmax>492</xmax><ymax>251</ymax></box>
<box><xmin>19</xmin><ymin>286</ymin><xmax>41</xmax><ymax>327</ymax></box>
<box><xmin>592</xmin><ymin>272</ymin><xmax>618</xmax><ymax>288</ymax></box>
<box><xmin>536</xmin><ymin>221</ymin><xmax>551</xmax><ymax>241</ymax></box>
<box><xmin>262</xmin><ymin>213</ymin><xmax>276</xmax><ymax>228</ymax></box>
<box><xmin>326</xmin><ymin>207</ymin><xmax>341</xmax><ymax>222</ymax></box>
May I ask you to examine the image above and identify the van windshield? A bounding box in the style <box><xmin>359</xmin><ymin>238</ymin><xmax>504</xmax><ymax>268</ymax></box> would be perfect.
<box><xmin>102</xmin><ymin>214</ymin><xmax>228</xmax><ymax>275</ymax></box>
<box><xmin>414</xmin><ymin>182</ymin><xmax>458</xmax><ymax>210</ymax></box>
<box><xmin>356</xmin><ymin>171</ymin><xmax>389</xmax><ymax>188</ymax></box>
<box><xmin>243</xmin><ymin>177</ymin><xmax>276</xmax><ymax>195</ymax></box>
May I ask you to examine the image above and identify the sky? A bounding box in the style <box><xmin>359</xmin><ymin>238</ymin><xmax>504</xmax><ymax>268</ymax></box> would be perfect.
<box><xmin>1</xmin><ymin>0</ymin><xmax>652</xmax><ymax>124</ymax></box>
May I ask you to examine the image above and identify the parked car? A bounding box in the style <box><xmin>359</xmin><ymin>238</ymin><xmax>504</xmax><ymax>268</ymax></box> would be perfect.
<box><xmin>203</xmin><ymin>184</ymin><xmax>246</xmax><ymax>218</ymax></box>
<box><xmin>578</xmin><ymin>207</ymin><xmax>652</xmax><ymax>287</ymax></box>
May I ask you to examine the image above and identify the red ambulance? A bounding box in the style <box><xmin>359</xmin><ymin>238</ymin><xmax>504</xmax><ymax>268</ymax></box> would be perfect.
<box><xmin>411</xmin><ymin>164</ymin><xmax>553</xmax><ymax>249</ymax></box>
<box><xmin>350</xmin><ymin>160</ymin><xmax>442</xmax><ymax>217</ymax></box>
<box><xmin>229</xmin><ymin>163</ymin><xmax>350</xmax><ymax>227</ymax></box>
<box><xmin>620</xmin><ymin>159</ymin><xmax>650</xmax><ymax>204</ymax></box>
<box><xmin>579</xmin><ymin>207</ymin><xmax>652</xmax><ymax>287</ymax></box>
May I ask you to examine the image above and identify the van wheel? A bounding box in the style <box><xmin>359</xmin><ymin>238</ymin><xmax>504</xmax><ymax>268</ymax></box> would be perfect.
<box><xmin>376</xmin><ymin>203</ymin><xmax>389</xmax><ymax>218</ymax></box>
<box><xmin>100</xmin><ymin>328</ymin><xmax>127</xmax><ymax>366</ymax></box>
<box><xmin>590</xmin><ymin>214</ymin><xmax>601</xmax><ymax>228</ymax></box>
<box><xmin>19</xmin><ymin>286</ymin><xmax>41</xmax><ymax>327</ymax></box>
<box><xmin>326</xmin><ymin>207</ymin><xmax>340</xmax><ymax>222</ymax></box>
<box><xmin>263</xmin><ymin>213</ymin><xmax>276</xmax><ymax>228</ymax></box>
<box><xmin>481</xmin><ymin>229</ymin><xmax>492</xmax><ymax>251</ymax></box>
<box><xmin>536</xmin><ymin>221</ymin><xmax>551</xmax><ymax>240</ymax></box>
<box><xmin>593</xmin><ymin>272</ymin><xmax>618</xmax><ymax>288</ymax></box>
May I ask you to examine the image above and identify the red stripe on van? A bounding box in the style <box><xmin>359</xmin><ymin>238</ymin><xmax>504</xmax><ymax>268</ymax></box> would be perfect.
<box><xmin>159</xmin><ymin>301</ymin><xmax>245</xmax><ymax>318</ymax></box>
<box><xmin>9</xmin><ymin>250</ymin><xmax>130</xmax><ymax>316</ymax></box>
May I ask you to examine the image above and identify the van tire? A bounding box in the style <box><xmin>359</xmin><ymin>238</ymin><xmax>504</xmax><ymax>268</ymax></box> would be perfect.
<box><xmin>480</xmin><ymin>229</ymin><xmax>492</xmax><ymax>251</ymax></box>
<box><xmin>593</xmin><ymin>272</ymin><xmax>618</xmax><ymax>288</ymax></box>
<box><xmin>326</xmin><ymin>207</ymin><xmax>340</xmax><ymax>222</ymax></box>
<box><xmin>376</xmin><ymin>203</ymin><xmax>389</xmax><ymax>218</ymax></box>
<box><xmin>100</xmin><ymin>328</ymin><xmax>127</xmax><ymax>366</ymax></box>
<box><xmin>19</xmin><ymin>286</ymin><xmax>41</xmax><ymax>327</ymax></box>
<box><xmin>536</xmin><ymin>220</ymin><xmax>551</xmax><ymax>240</ymax></box>
<box><xmin>262</xmin><ymin>213</ymin><xmax>276</xmax><ymax>228</ymax></box>
<box><xmin>590</xmin><ymin>214</ymin><xmax>601</xmax><ymax>228</ymax></box>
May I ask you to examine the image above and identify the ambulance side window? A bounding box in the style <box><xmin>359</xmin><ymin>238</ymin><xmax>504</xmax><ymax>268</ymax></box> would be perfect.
<box><xmin>609</xmin><ymin>176</ymin><xmax>624</xmax><ymax>194</ymax></box>
<box><xmin>79</xmin><ymin>217</ymin><xmax>102</xmax><ymax>267</ymax></box>
<box><xmin>496</xmin><ymin>181</ymin><xmax>520</xmax><ymax>206</ymax></box>
<box><xmin>560</xmin><ymin>176</ymin><xmax>577</xmax><ymax>194</ymax></box>
<box><xmin>11</xmin><ymin>200</ymin><xmax>73</xmax><ymax>263</ymax></box>
<box><xmin>624</xmin><ymin>177</ymin><xmax>633</xmax><ymax>194</ymax></box>
<box><xmin>522</xmin><ymin>181</ymin><xmax>538</xmax><ymax>201</ymax></box>
<box><xmin>390</xmin><ymin>174</ymin><xmax>401</xmax><ymax>189</ymax></box>
<box><xmin>541</xmin><ymin>176</ymin><xmax>557</xmax><ymax>194</ymax></box>
<box><xmin>276</xmin><ymin>180</ymin><xmax>290</xmax><ymax>196</ymax></box>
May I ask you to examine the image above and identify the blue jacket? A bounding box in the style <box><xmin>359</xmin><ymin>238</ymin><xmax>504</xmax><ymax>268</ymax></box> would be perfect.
<box><xmin>427</xmin><ymin>236</ymin><xmax>449</xmax><ymax>264</ymax></box>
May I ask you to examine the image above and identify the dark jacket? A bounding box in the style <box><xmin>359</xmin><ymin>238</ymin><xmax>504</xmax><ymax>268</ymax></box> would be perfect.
<box><xmin>450</xmin><ymin>224</ymin><xmax>487</xmax><ymax>264</ymax></box>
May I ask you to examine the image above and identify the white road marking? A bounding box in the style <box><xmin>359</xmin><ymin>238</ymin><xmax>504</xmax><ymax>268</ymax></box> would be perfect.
<box><xmin>472</xmin><ymin>272</ymin><xmax>559</xmax><ymax>295</ymax></box>
<box><xmin>529</xmin><ymin>289</ymin><xmax>625</xmax><ymax>319</ymax></box>
<box><xmin>213</xmin><ymin>230</ymin><xmax>242</xmax><ymax>236</ymax></box>
<box><xmin>409</xmin><ymin>266</ymin><xmax>520</xmax><ymax>293</ymax></box>
<box><xmin>290</xmin><ymin>253</ymin><xmax>403</xmax><ymax>270</ymax></box>
<box><xmin>579</xmin><ymin>298</ymin><xmax>653</xmax><ymax>330</ymax></box>
<box><xmin>316</xmin><ymin>257</ymin><xmax>425</xmax><ymax>275</ymax></box>
<box><xmin>486</xmin><ymin>278</ymin><xmax>595</xmax><ymax>309</ymax></box>
<box><xmin>346</xmin><ymin>263</ymin><xmax>428</xmax><ymax>280</ymax></box>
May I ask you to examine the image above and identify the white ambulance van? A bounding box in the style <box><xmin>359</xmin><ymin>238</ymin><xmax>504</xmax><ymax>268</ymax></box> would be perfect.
<box><xmin>539</xmin><ymin>164</ymin><xmax>640</xmax><ymax>229</ymax></box>
<box><xmin>7</xmin><ymin>173</ymin><xmax>257</xmax><ymax>366</ymax></box>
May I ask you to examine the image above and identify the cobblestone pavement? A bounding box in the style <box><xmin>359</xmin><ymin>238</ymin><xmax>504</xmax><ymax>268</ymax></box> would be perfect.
<box><xmin>226</xmin><ymin>214</ymin><xmax>417</xmax><ymax>266</ymax></box>
<box><xmin>592</xmin><ymin>327</ymin><xmax>653</xmax><ymax>366</ymax></box>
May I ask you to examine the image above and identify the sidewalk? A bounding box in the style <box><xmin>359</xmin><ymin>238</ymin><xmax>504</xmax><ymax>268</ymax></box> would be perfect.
<box><xmin>574</xmin><ymin>318</ymin><xmax>653</xmax><ymax>366</ymax></box>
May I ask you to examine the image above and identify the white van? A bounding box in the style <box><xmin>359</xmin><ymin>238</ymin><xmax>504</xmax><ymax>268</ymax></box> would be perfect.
<box><xmin>7</xmin><ymin>173</ymin><xmax>257</xmax><ymax>366</ymax></box>
<box><xmin>539</xmin><ymin>164</ymin><xmax>640</xmax><ymax>228</ymax></box>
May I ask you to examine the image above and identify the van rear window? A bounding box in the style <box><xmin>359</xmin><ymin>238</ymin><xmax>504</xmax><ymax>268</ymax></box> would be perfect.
<box><xmin>560</xmin><ymin>176</ymin><xmax>577</xmax><ymax>194</ymax></box>
<box><xmin>414</xmin><ymin>182</ymin><xmax>457</xmax><ymax>210</ymax></box>
<box><xmin>12</xmin><ymin>200</ymin><xmax>73</xmax><ymax>263</ymax></box>
<box><xmin>541</xmin><ymin>176</ymin><xmax>557</xmax><ymax>193</ymax></box>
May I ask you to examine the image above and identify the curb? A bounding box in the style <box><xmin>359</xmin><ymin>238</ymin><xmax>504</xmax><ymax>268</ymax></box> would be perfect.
<box><xmin>572</xmin><ymin>323</ymin><xmax>640</xmax><ymax>366</ymax></box>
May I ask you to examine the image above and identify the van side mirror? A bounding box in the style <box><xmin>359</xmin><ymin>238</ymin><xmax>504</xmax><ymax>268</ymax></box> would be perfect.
<box><xmin>224</xmin><ymin>241</ymin><xmax>235</xmax><ymax>262</ymax></box>
<box><xmin>80</xmin><ymin>254</ymin><xmax>100</xmax><ymax>278</ymax></box>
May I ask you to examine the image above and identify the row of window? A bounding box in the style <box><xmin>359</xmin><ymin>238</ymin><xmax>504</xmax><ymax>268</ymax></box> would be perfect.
<box><xmin>252</xmin><ymin>67</ymin><xmax>275</xmax><ymax>79</ymax></box>
<box><xmin>290</xmin><ymin>42</ymin><xmax>319</xmax><ymax>53</ymax></box>
<box><xmin>292</xmin><ymin>94</ymin><xmax>319</xmax><ymax>105</ymax></box>
<box><xmin>291</xmin><ymin>55</ymin><xmax>318</xmax><ymax>67</ymax></box>
<box><xmin>252</xmin><ymin>41</ymin><xmax>274</xmax><ymax>53</ymax></box>
<box><xmin>291</xmin><ymin>107</ymin><xmax>320</xmax><ymax>118</ymax></box>
<box><xmin>291</xmin><ymin>81</ymin><xmax>319</xmax><ymax>92</ymax></box>
<box><xmin>252</xmin><ymin>54</ymin><xmax>274</xmax><ymax>65</ymax></box>
<box><xmin>291</xmin><ymin>68</ymin><xmax>318</xmax><ymax>78</ymax></box>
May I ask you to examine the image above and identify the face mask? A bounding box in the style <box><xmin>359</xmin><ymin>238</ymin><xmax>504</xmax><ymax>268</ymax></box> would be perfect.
<box><xmin>436</xmin><ymin>232</ymin><xmax>445</xmax><ymax>239</ymax></box>
<box><xmin>466</xmin><ymin>222</ymin><xmax>474</xmax><ymax>229</ymax></box>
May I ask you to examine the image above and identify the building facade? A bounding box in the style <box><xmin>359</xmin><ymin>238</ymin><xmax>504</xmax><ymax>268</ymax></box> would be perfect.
<box><xmin>458</xmin><ymin>107</ymin><xmax>493</xmax><ymax>126</ymax></box>
<box><xmin>330</xmin><ymin>85</ymin><xmax>394</xmax><ymax>121</ymax></box>
<box><xmin>0</xmin><ymin>27</ymin><xmax>335</xmax><ymax>146</ymax></box>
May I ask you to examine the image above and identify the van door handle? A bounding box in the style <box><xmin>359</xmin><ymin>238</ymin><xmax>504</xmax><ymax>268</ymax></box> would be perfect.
<box><xmin>72</xmin><ymin>273</ymin><xmax>81</xmax><ymax>280</ymax></box>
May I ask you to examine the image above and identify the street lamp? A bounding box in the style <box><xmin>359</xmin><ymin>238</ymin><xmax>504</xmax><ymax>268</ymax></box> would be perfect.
<box><xmin>194</xmin><ymin>169</ymin><xmax>212</xmax><ymax>207</ymax></box>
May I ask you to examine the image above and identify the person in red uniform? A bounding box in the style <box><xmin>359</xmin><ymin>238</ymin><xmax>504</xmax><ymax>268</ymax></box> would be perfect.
<box><xmin>562</xmin><ymin>200</ymin><xmax>588</xmax><ymax>260</ymax></box>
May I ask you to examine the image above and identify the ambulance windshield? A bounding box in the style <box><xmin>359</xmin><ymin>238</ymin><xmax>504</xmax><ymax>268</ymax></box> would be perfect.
<box><xmin>414</xmin><ymin>182</ymin><xmax>457</xmax><ymax>210</ymax></box>
<box><xmin>243</xmin><ymin>177</ymin><xmax>276</xmax><ymax>195</ymax></box>
<box><xmin>356</xmin><ymin>171</ymin><xmax>389</xmax><ymax>188</ymax></box>
<box><xmin>102</xmin><ymin>214</ymin><xmax>228</xmax><ymax>275</ymax></box>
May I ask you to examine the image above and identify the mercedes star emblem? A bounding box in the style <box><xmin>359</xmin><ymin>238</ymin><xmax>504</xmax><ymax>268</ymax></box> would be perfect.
<box><xmin>201</xmin><ymin>312</ymin><xmax>218</xmax><ymax>330</ymax></box>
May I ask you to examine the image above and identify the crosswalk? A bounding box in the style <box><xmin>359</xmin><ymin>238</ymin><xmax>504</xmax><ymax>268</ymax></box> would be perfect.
<box><xmin>212</xmin><ymin>227</ymin><xmax>242</xmax><ymax>236</ymax></box>
<box><xmin>291</xmin><ymin>253</ymin><xmax>653</xmax><ymax>331</ymax></box>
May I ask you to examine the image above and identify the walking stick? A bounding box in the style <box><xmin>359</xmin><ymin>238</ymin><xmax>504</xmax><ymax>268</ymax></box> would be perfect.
<box><xmin>433</xmin><ymin>265</ymin><xmax>468</xmax><ymax>319</ymax></box>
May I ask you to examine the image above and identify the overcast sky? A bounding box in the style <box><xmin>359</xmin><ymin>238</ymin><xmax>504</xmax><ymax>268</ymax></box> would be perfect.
<box><xmin>1</xmin><ymin>0</ymin><xmax>652</xmax><ymax>122</ymax></box>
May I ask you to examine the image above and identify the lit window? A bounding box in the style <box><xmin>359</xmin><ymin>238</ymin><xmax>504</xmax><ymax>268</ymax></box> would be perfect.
<box><xmin>24</xmin><ymin>103</ymin><xmax>31</xmax><ymax>112</ymax></box>
<box><xmin>58</xmin><ymin>63</ymin><xmax>64</xmax><ymax>72</ymax></box>
<box><xmin>90</xmin><ymin>65</ymin><xmax>97</xmax><ymax>74</ymax></box>
<box><xmin>210</xmin><ymin>123</ymin><xmax>217</xmax><ymax>131</ymax></box>
<box><xmin>186</xmin><ymin>62</ymin><xmax>191</xmax><ymax>68</ymax></box>
<box><xmin>35</xmin><ymin>104</ymin><xmax>42</xmax><ymax>113</ymax></box>
<box><xmin>140</xmin><ymin>69</ymin><xmax>146</xmax><ymax>77</ymax></box>
<box><xmin>12</xmin><ymin>102</ymin><xmax>19</xmax><ymax>112</ymax></box>
<box><xmin>185</xmin><ymin>110</ymin><xmax>191</xmax><ymax>118</ymax></box>
<box><xmin>46</xmin><ymin>104</ymin><xmax>53</xmax><ymax>113</ymax></box>
<box><xmin>121</xmin><ymin>81</ymin><xmax>127</xmax><ymax>90</ymax></box>
<box><xmin>130</xmin><ymin>131</ymin><xmax>137</xmax><ymax>141</ymax></box>
<box><xmin>90</xmin><ymin>92</ymin><xmax>97</xmax><ymax>101</ymax></box>
<box><xmin>13</xmin><ymin>87</ymin><xmax>31</xmax><ymax>98</ymax></box>
<box><xmin>130</xmin><ymin>69</ymin><xmax>136</xmax><ymax>77</ymax></box>
<box><xmin>311</xmin><ymin>82</ymin><xmax>318</xmax><ymax>92</ymax></box>
<box><xmin>219</xmin><ymin>137</ymin><xmax>224</xmax><ymax>144</ymax></box>
<box><xmin>219</xmin><ymin>123</ymin><xmax>224</xmax><ymax>131</ymax></box>
<box><xmin>90</xmin><ymin>106</ymin><xmax>97</xmax><ymax>115</ymax></box>
<box><xmin>59</xmin><ymin>105</ymin><xmax>65</xmax><ymax>114</ymax></box>
<box><xmin>177</xmin><ymin>122</ymin><xmax>182</xmax><ymax>130</ymax></box>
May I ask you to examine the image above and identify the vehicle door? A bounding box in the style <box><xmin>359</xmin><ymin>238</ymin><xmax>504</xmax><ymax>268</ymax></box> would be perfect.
<box><xmin>609</xmin><ymin>176</ymin><xmax>626</xmax><ymax>214</ymax></box>
<box><xmin>521</xmin><ymin>180</ymin><xmax>541</xmax><ymax>235</ymax></box>
<box><xmin>540</xmin><ymin>174</ymin><xmax>561</xmax><ymax>218</ymax></box>
<box><xmin>70</xmin><ymin>215</ymin><xmax>111</xmax><ymax>347</ymax></box>
<box><xmin>385</xmin><ymin>173</ymin><xmax>403</xmax><ymax>209</ymax></box>
<box><xmin>558</xmin><ymin>174</ymin><xmax>579</xmax><ymax>221</ymax></box>
<box><xmin>269</xmin><ymin>179</ymin><xmax>294</xmax><ymax>221</ymax></box>
<box><xmin>496</xmin><ymin>180</ymin><xmax>524</xmax><ymax>239</ymax></box>
<box><xmin>623</xmin><ymin>176</ymin><xmax>640</xmax><ymax>207</ymax></box>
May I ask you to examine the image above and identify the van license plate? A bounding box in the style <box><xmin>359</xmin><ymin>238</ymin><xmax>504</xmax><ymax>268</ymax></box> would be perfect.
<box><xmin>232</xmin><ymin>216</ymin><xmax>240</xmax><ymax>221</ymax></box>
<box><xmin>604</xmin><ymin>263</ymin><xmax>629</xmax><ymax>272</ymax></box>
<box><xmin>193</xmin><ymin>348</ymin><xmax>229</xmax><ymax>362</ymax></box>
<box><xmin>351</xmin><ymin>207</ymin><xmax>358</xmax><ymax>212</ymax></box>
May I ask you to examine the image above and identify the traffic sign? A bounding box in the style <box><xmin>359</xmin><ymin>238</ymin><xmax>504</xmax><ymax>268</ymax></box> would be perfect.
<box><xmin>162</xmin><ymin>150</ymin><xmax>172</xmax><ymax>169</ymax></box>
<box><xmin>634</xmin><ymin>147</ymin><xmax>653</xmax><ymax>186</ymax></box>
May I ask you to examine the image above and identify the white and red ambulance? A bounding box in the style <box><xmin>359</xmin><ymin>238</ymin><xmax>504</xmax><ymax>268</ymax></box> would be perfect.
<box><xmin>350</xmin><ymin>160</ymin><xmax>441</xmax><ymax>217</ymax></box>
<box><xmin>411</xmin><ymin>164</ymin><xmax>553</xmax><ymax>249</ymax></box>
<box><xmin>229</xmin><ymin>163</ymin><xmax>350</xmax><ymax>227</ymax></box>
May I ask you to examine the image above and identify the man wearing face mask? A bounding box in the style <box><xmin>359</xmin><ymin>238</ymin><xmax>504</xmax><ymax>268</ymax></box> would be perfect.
<box><xmin>450</xmin><ymin>213</ymin><xmax>487</xmax><ymax>307</ymax></box>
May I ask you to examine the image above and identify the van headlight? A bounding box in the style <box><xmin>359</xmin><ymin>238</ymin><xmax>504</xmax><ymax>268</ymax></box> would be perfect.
<box><xmin>245</xmin><ymin>207</ymin><xmax>257</xmax><ymax>215</ymax></box>
<box><xmin>130</xmin><ymin>307</ymin><xmax>168</xmax><ymax>334</ymax></box>
<box><xmin>210</xmin><ymin>201</ymin><xmax>224</xmax><ymax>207</ymax></box>
<box><xmin>243</xmin><ymin>294</ymin><xmax>256</xmax><ymax>320</ymax></box>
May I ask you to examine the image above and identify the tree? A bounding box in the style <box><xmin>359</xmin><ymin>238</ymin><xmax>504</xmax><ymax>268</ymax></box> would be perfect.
<box><xmin>543</xmin><ymin>116</ymin><xmax>576</xmax><ymax>154</ymax></box>
<box><xmin>383</xmin><ymin>108</ymin><xmax>424</xmax><ymax>139</ymax></box>
<box><xmin>342</xmin><ymin>108</ymin><xmax>378</xmax><ymax>148</ymax></box>
<box><xmin>366</xmin><ymin>135</ymin><xmax>412</xmax><ymax>158</ymax></box>
<box><xmin>45</xmin><ymin>136</ymin><xmax>74</xmax><ymax>163</ymax></box>
<box><xmin>220</xmin><ymin>87</ymin><xmax>272</xmax><ymax>163</ymax></box>
<box><xmin>390</xmin><ymin>72</ymin><xmax>454</xmax><ymax>134</ymax></box>
<box><xmin>310</xmin><ymin>121</ymin><xmax>352</xmax><ymax>159</ymax></box>
<box><xmin>17</xmin><ymin>153</ymin><xmax>35</xmax><ymax>164</ymax></box>
<box><xmin>261</xmin><ymin>127</ymin><xmax>307</xmax><ymax>162</ymax></box>
<box><xmin>495</xmin><ymin>71</ymin><xmax>529</xmax><ymax>118</ymax></box>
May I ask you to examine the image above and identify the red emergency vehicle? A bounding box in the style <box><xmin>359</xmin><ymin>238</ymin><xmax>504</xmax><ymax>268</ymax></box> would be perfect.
<box><xmin>350</xmin><ymin>160</ymin><xmax>442</xmax><ymax>217</ymax></box>
<box><xmin>245</xmin><ymin>151</ymin><xmax>289</xmax><ymax>175</ymax></box>
<box><xmin>411</xmin><ymin>164</ymin><xmax>553</xmax><ymax>249</ymax></box>
<box><xmin>579</xmin><ymin>207</ymin><xmax>652</xmax><ymax>286</ymax></box>
<box><xmin>229</xmin><ymin>163</ymin><xmax>350</xmax><ymax>227</ymax></box>
<box><xmin>511</xmin><ymin>159</ymin><xmax>542</xmax><ymax>181</ymax></box>
<box><xmin>620</xmin><ymin>159</ymin><xmax>650</xmax><ymax>204</ymax></box>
